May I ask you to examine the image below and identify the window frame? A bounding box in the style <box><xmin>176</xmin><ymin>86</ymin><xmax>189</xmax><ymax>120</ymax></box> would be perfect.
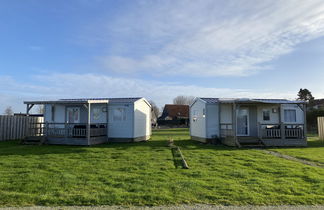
<box><xmin>262</xmin><ymin>109</ymin><xmax>270</xmax><ymax>121</ymax></box>
<box><xmin>284</xmin><ymin>109</ymin><xmax>297</xmax><ymax>123</ymax></box>
<box><xmin>51</xmin><ymin>105</ymin><xmax>55</xmax><ymax>121</ymax></box>
<box><xmin>113</xmin><ymin>107</ymin><xmax>126</xmax><ymax>122</ymax></box>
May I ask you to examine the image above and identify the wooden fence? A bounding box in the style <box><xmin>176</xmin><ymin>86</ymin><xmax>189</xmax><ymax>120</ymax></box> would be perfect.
<box><xmin>318</xmin><ymin>117</ymin><xmax>324</xmax><ymax>140</ymax></box>
<box><xmin>0</xmin><ymin>115</ymin><xmax>44</xmax><ymax>141</ymax></box>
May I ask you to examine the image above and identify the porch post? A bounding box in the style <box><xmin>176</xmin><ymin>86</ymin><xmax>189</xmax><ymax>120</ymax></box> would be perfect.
<box><xmin>279</xmin><ymin>104</ymin><xmax>285</xmax><ymax>140</ymax></box>
<box><xmin>232</xmin><ymin>102</ymin><xmax>240</xmax><ymax>147</ymax></box>
<box><xmin>26</xmin><ymin>104</ymin><xmax>34</xmax><ymax>116</ymax></box>
<box><xmin>87</xmin><ymin>103</ymin><xmax>91</xmax><ymax>146</ymax></box>
<box><xmin>303</xmin><ymin>103</ymin><xmax>307</xmax><ymax>140</ymax></box>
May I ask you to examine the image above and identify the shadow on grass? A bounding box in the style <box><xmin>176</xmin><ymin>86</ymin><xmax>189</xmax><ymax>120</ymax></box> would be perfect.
<box><xmin>0</xmin><ymin>139</ymin><xmax>239</xmax><ymax>157</ymax></box>
<box><xmin>1</xmin><ymin>130</ymin><xmax>322</xmax><ymax>156</ymax></box>
<box><xmin>307</xmin><ymin>139</ymin><xmax>324</xmax><ymax>148</ymax></box>
<box><xmin>0</xmin><ymin>140</ymin><xmax>87</xmax><ymax>156</ymax></box>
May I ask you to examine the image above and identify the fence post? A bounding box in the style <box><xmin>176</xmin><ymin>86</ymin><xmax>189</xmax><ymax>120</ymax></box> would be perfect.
<box><xmin>64</xmin><ymin>122</ymin><xmax>68</xmax><ymax>140</ymax></box>
<box><xmin>280</xmin><ymin>122</ymin><xmax>285</xmax><ymax>140</ymax></box>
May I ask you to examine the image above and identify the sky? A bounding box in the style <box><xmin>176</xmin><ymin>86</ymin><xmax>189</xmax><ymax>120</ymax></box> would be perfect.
<box><xmin>1</xmin><ymin>0</ymin><xmax>324</xmax><ymax>113</ymax></box>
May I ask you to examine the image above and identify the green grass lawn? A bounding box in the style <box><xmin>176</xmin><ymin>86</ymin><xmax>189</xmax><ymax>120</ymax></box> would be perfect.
<box><xmin>0</xmin><ymin>128</ymin><xmax>323</xmax><ymax>207</ymax></box>
<box><xmin>270</xmin><ymin>136</ymin><xmax>324</xmax><ymax>164</ymax></box>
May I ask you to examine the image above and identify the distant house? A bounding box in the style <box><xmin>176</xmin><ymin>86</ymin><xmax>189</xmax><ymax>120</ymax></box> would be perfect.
<box><xmin>190</xmin><ymin>98</ymin><xmax>307</xmax><ymax>147</ymax></box>
<box><xmin>24</xmin><ymin>97</ymin><xmax>152</xmax><ymax>145</ymax></box>
<box><xmin>158</xmin><ymin>104</ymin><xmax>189</xmax><ymax>126</ymax></box>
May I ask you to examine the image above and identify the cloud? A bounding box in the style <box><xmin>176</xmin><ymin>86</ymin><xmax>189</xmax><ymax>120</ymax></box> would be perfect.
<box><xmin>90</xmin><ymin>0</ymin><xmax>324</xmax><ymax>77</ymax></box>
<box><xmin>2</xmin><ymin>73</ymin><xmax>323</xmax><ymax>113</ymax></box>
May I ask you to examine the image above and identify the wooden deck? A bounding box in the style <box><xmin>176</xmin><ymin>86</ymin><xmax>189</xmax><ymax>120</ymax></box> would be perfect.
<box><xmin>25</xmin><ymin>122</ymin><xmax>108</xmax><ymax>145</ymax></box>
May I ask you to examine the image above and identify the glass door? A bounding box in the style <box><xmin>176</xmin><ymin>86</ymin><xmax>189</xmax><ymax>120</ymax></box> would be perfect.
<box><xmin>66</xmin><ymin>107</ymin><xmax>80</xmax><ymax>123</ymax></box>
<box><xmin>237</xmin><ymin>108</ymin><xmax>249</xmax><ymax>136</ymax></box>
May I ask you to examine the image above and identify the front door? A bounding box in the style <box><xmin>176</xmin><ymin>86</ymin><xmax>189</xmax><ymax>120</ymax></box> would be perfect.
<box><xmin>66</xmin><ymin>107</ymin><xmax>80</xmax><ymax>123</ymax></box>
<box><xmin>237</xmin><ymin>107</ymin><xmax>249</xmax><ymax>136</ymax></box>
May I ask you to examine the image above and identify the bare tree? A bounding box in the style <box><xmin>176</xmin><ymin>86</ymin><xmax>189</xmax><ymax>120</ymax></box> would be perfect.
<box><xmin>149</xmin><ymin>100</ymin><xmax>160</xmax><ymax>117</ymax></box>
<box><xmin>4</xmin><ymin>106</ymin><xmax>13</xmax><ymax>115</ymax></box>
<box><xmin>36</xmin><ymin>105</ymin><xmax>44</xmax><ymax>114</ymax></box>
<box><xmin>173</xmin><ymin>95</ymin><xmax>195</xmax><ymax>105</ymax></box>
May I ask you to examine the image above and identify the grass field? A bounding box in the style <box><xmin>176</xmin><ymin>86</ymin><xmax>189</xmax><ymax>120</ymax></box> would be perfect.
<box><xmin>0</xmin><ymin>128</ymin><xmax>323</xmax><ymax>207</ymax></box>
<box><xmin>270</xmin><ymin>136</ymin><xmax>324</xmax><ymax>164</ymax></box>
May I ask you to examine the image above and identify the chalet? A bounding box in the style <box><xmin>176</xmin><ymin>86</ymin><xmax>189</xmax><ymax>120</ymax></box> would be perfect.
<box><xmin>24</xmin><ymin>97</ymin><xmax>151</xmax><ymax>145</ymax></box>
<box><xmin>190</xmin><ymin>98</ymin><xmax>307</xmax><ymax>147</ymax></box>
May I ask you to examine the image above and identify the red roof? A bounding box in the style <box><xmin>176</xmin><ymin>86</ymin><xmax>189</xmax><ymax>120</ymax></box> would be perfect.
<box><xmin>161</xmin><ymin>104</ymin><xmax>189</xmax><ymax>119</ymax></box>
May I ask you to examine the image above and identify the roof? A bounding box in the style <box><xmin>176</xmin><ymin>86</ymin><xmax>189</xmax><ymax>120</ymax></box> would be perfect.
<box><xmin>159</xmin><ymin>104</ymin><xmax>189</xmax><ymax>119</ymax></box>
<box><xmin>197</xmin><ymin>97</ymin><xmax>306</xmax><ymax>105</ymax></box>
<box><xmin>24</xmin><ymin>97</ymin><xmax>144</xmax><ymax>105</ymax></box>
<box><xmin>60</xmin><ymin>97</ymin><xmax>142</xmax><ymax>103</ymax></box>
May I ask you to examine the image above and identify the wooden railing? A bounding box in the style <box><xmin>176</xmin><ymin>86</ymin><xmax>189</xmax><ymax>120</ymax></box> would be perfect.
<box><xmin>28</xmin><ymin>123</ymin><xmax>108</xmax><ymax>138</ymax></box>
<box><xmin>259</xmin><ymin>123</ymin><xmax>304</xmax><ymax>139</ymax></box>
<box><xmin>219</xmin><ymin>122</ymin><xmax>305</xmax><ymax>139</ymax></box>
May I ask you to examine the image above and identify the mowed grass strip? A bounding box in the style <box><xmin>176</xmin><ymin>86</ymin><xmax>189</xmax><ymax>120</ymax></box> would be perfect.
<box><xmin>269</xmin><ymin>136</ymin><xmax>324</xmax><ymax>164</ymax></box>
<box><xmin>0</xmin><ymin>128</ymin><xmax>323</xmax><ymax>207</ymax></box>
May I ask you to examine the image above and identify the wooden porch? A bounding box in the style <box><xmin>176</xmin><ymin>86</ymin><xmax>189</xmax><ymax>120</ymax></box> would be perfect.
<box><xmin>25</xmin><ymin>122</ymin><xmax>108</xmax><ymax>145</ymax></box>
<box><xmin>220</xmin><ymin>123</ymin><xmax>306</xmax><ymax>147</ymax></box>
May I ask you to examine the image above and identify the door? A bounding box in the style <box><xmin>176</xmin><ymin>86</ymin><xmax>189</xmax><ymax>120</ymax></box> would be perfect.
<box><xmin>66</xmin><ymin>107</ymin><xmax>80</xmax><ymax>123</ymax></box>
<box><xmin>237</xmin><ymin>107</ymin><xmax>249</xmax><ymax>136</ymax></box>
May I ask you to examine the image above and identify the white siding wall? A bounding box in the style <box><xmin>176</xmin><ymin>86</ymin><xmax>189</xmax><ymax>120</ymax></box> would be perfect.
<box><xmin>53</xmin><ymin>105</ymin><xmax>65</xmax><ymax>123</ymax></box>
<box><xmin>206</xmin><ymin>104</ymin><xmax>220</xmax><ymax>138</ymax></box>
<box><xmin>220</xmin><ymin>104</ymin><xmax>232</xmax><ymax>124</ymax></box>
<box><xmin>108</xmin><ymin>103</ymin><xmax>134</xmax><ymax>138</ymax></box>
<box><xmin>44</xmin><ymin>104</ymin><xmax>51</xmax><ymax>122</ymax></box>
<box><xmin>190</xmin><ymin>99</ymin><xmax>206</xmax><ymax>138</ymax></box>
<box><xmin>134</xmin><ymin>99</ymin><xmax>151</xmax><ymax>138</ymax></box>
<box><xmin>281</xmin><ymin>104</ymin><xmax>304</xmax><ymax>124</ymax></box>
<box><xmin>257</xmin><ymin>105</ymin><xmax>280</xmax><ymax>124</ymax></box>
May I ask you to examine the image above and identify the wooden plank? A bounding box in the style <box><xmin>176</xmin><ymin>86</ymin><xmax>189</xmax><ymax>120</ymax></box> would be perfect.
<box><xmin>318</xmin><ymin>117</ymin><xmax>324</xmax><ymax>140</ymax></box>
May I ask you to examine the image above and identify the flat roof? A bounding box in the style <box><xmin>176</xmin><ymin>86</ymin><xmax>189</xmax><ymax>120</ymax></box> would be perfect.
<box><xmin>24</xmin><ymin>97</ymin><xmax>143</xmax><ymax>105</ymax></box>
<box><xmin>198</xmin><ymin>97</ymin><xmax>306</xmax><ymax>104</ymax></box>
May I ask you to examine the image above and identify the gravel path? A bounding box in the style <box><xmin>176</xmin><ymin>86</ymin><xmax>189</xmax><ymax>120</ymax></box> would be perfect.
<box><xmin>259</xmin><ymin>150</ymin><xmax>324</xmax><ymax>168</ymax></box>
<box><xmin>1</xmin><ymin>205</ymin><xmax>324</xmax><ymax>210</ymax></box>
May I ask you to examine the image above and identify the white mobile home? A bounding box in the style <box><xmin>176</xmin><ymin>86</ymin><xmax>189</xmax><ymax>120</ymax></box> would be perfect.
<box><xmin>190</xmin><ymin>98</ymin><xmax>307</xmax><ymax>147</ymax></box>
<box><xmin>24</xmin><ymin>97</ymin><xmax>151</xmax><ymax>145</ymax></box>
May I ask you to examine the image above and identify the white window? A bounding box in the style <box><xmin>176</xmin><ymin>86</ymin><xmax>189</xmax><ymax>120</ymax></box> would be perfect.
<box><xmin>113</xmin><ymin>108</ymin><xmax>126</xmax><ymax>121</ymax></box>
<box><xmin>93</xmin><ymin>108</ymin><xmax>101</xmax><ymax>120</ymax></box>
<box><xmin>193</xmin><ymin>110</ymin><xmax>198</xmax><ymax>117</ymax></box>
<box><xmin>192</xmin><ymin>110</ymin><xmax>198</xmax><ymax>122</ymax></box>
<box><xmin>66</xmin><ymin>107</ymin><xmax>80</xmax><ymax>123</ymax></box>
<box><xmin>263</xmin><ymin>110</ymin><xmax>270</xmax><ymax>121</ymax></box>
<box><xmin>284</xmin><ymin>109</ymin><xmax>296</xmax><ymax>122</ymax></box>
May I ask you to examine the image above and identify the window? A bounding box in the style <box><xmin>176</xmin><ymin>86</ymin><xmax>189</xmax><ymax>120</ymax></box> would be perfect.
<box><xmin>66</xmin><ymin>107</ymin><xmax>80</xmax><ymax>123</ymax></box>
<box><xmin>192</xmin><ymin>110</ymin><xmax>198</xmax><ymax>122</ymax></box>
<box><xmin>93</xmin><ymin>108</ymin><xmax>101</xmax><ymax>120</ymax></box>
<box><xmin>51</xmin><ymin>105</ymin><xmax>55</xmax><ymax>121</ymax></box>
<box><xmin>284</xmin><ymin>109</ymin><xmax>296</xmax><ymax>122</ymax></box>
<box><xmin>193</xmin><ymin>110</ymin><xmax>198</xmax><ymax>117</ymax></box>
<box><xmin>263</xmin><ymin>110</ymin><xmax>270</xmax><ymax>121</ymax></box>
<box><xmin>113</xmin><ymin>108</ymin><xmax>126</xmax><ymax>121</ymax></box>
